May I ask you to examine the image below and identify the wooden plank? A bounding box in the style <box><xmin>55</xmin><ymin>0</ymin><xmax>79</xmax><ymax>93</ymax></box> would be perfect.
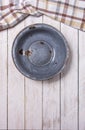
<box><xmin>79</xmin><ymin>30</ymin><xmax>85</xmax><ymax>130</ymax></box>
<box><xmin>42</xmin><ymin>16</ymin><xmax>61</xmax><ymax>130</ymax></box>
<box><xmin>8</xmin><ymin>21</ymin><xmax>25</xmax><ymax>129</ymax></box>
<box><xmin>61</xmin><ymin>23</ymin><xmax>78</xmax><ymax>130</ymax></box>
<box><xmin>0</xmin><ymin>30</ymin><xmax>7</xmax><ymax>129</ymax></box>
<box><xmin>24</xmin><ymin>16</ymin><xmax>43</xmax><ymax>129</ymax></box>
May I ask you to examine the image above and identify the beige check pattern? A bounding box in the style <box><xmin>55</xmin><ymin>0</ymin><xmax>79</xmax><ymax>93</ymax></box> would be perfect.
<box><xmin>0</xmin><ymin>0</ymin><xmax>85</xmax><ymax>31</ymax></box>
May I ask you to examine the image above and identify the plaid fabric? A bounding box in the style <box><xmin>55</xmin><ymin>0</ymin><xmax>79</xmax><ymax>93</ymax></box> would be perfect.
<box><xmin>0</xmin><ymin>0</ymin><xmax>85</xmax><ymax>31</ymax></box>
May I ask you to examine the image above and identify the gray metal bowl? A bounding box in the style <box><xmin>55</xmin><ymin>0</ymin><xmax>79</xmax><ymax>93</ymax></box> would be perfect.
<box><xmin>12</xmin><ymin>24</ymin><xmax>69</xmax><ymax>80</ymax></box>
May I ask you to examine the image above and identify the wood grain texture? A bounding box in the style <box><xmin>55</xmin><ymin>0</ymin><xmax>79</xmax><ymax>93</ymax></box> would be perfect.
<box><xmin>0</xmin><ymin>15</ymin><xmax>85</xmax><ymax>130</ymax></box>
<box><xmin>0</xmin><ymin>30</ymin><xmax>7</xmax><ymax>129</ymax></box>
<box><xmin>61</xmin><ymin>23</ymin><xmax>78</xmax><ymax>130</ymax></box>
<box><xmin>79</xmin><ymin>30</ymin><xmax>85</xmax><ymax>130</ymax></box>
<box><xmin>24</xmin><ymin>16</ymin><xmax>43</xmax><ymax>130</ymax></box>
<box><xmin>8</xmin><ymin>21</ymin><xmax>25</xmax><ymax>129</ymax></box>
<box><xmin>42</xmin><ymin>16</ymin><xmax>61</xmax><ymax>130</ymax></box>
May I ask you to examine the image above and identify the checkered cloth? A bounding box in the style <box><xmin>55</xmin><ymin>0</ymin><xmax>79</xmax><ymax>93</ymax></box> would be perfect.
<box><xmin>0</xmin><ymin>0</ymin><xmax>85</xmax><ymax>31</ymax></box>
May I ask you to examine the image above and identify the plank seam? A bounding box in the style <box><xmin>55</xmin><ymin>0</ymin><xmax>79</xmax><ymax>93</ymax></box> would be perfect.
<box><xmin>24</xmin><ymin>77</ymin><xmax>26</xmax><ymax>130</ymax></box>
<box><xmin>24</xmin><ymin>21</ymin><xmax>26</xmax><ymax>130</ymax></box>
<box><xmin>7</xmin><ymin>29</ymin><xmax>8</xmax><ymax>130</ymax></box>
<box><xmin>60</xmin><ymin>22</ymin><xmax>61</xmax><ymax>130</ymax></box>
<box><xmin>42</xmin><ymin>80</ymin><xmax>43</xmax><ymax>130</ymax></box>
<box><xmin>78</xmin><ymin>30</ymin><xmax>79</xmax><ymax>130</ymax></box>
<box><xmin>42</xmin><ymin>16</ymin><xmax>44</xmax><ymax>130</ymax></box>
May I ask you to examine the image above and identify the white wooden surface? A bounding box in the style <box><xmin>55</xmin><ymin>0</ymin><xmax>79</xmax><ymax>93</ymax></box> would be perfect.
<box><xmin>0</xmin><ymin>15</ymin><xmax>85</xmax><ymax>130</ymax></box>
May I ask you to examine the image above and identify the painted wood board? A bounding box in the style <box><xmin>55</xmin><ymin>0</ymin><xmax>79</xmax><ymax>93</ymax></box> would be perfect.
<box><xmin>0</xmin><ymin>30</ymin><xmax>7</xmax><ymax>129</ymax></box>
<box><xmin>42</xmin><ymin>16</ymin><xmax>61</xmax><ymax>130</ymax></box>
<box><xmin>24</xmin><ymin>16</ymin><xmax>43</xmax><ymax>130</ymax></box>
<box><xmin>8</xmin><ymin>21</ymin><xmax>25</xmax><ymax>129</ymax></box>
<box><xmin>79</xmin><ymin>30</ymin><xmax>85</xmax><ymax>130</ymax></box>
<box><xmin>61</xmin><ymin>23</ymin><xmax>78</xmax><ymax>130</ymax></box>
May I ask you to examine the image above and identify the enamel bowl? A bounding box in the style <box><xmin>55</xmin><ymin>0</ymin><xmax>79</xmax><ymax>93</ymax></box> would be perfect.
<box><xmin>12</xmin><ymin>24</ymin><xmax>69</xmax><ymax>80</ymax></box>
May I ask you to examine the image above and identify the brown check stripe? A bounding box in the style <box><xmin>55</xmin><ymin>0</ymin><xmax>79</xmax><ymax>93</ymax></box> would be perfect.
<box><xmin>0</xmin><ymin>0</ymin><xmax>85</xmax><ymax>31</ymax></box>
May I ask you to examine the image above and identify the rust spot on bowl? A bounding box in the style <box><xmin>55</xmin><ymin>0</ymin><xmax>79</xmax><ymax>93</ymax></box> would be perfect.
<box><xmin>40</xmin><ymin>41</ymin><xmax>44</xmax><ymax>45</ymax></box>
<box><xmin>19</xmin><ymin>49</ymin><xmax>23</xmax><ymax>55</ymax></box>
<box><xmin>49</xmin><ymin>50</ymin><xmax>52</xmax><ymax>53</ymax></box>
<box><xmin>55</xmin><ymin>62</ymin><xmax>57</xmax><ymax>64</ymax></box>
<box><xmin>29</xmin><ymin>26</ymin><xmax>36</xmax><ymax>30</ymax></box>
<box><xmin>25</xmin><ymin>50</ymin><xmax>32</xmax><ymax>56</ymax></box>
<box><xmin>19</xmin><ymin>49</ymin><xmax>32</xmax><ymax>56</ymax></box>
